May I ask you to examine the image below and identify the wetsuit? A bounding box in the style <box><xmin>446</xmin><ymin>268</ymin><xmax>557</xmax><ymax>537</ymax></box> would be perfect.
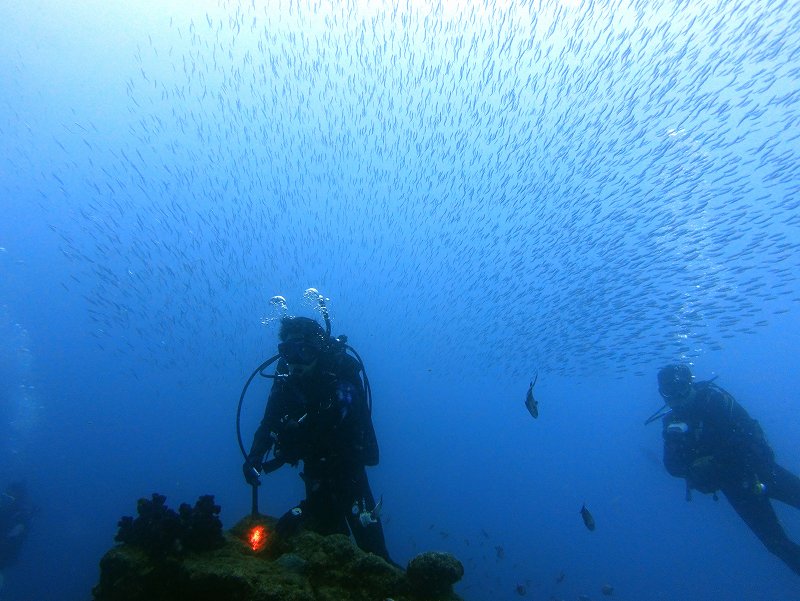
<box><xmin>246</xmin><ymin>350</ymin><xmax>391</xmax><ymax>561</ymax></box>
<box><xmin>662</xmin><ymin>382</ymin><xmax>800</xmax><ymax>575</ymax></box>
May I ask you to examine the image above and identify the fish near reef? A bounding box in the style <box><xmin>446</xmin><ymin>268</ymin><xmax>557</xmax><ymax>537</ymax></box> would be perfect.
<box><xmin>525</xmin><ymin>372</ymin><xmax>539</xmax><ymax>418</ymax></box>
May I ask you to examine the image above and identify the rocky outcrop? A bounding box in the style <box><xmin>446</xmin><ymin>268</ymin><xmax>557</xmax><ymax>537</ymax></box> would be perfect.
<box><xmin>93</xmin><ymin>495</ymin><xmax>463</xmax><ymax>601</ymax></box>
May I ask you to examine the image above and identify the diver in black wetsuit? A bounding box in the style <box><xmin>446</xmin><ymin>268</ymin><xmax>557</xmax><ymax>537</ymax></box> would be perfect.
<box><xmin>241</xmin><ymin>315</ymin><xmax>392</xmax><ymax>562</ymax></box>
<box><xmin>653</xmin><ymin>364</ymin><xmax>800</xmax><ymax>576</ymax></box>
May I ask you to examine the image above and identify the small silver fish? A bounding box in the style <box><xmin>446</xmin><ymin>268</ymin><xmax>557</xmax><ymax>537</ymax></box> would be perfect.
<box><xmin>525</xmin><ymin>372</ymin><xmax>539</xmax><ymax>418</ymax></box>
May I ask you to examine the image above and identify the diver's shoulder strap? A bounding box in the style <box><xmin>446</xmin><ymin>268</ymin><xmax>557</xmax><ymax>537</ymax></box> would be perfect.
<box><xmin>695</xmin><ymin>380</ymin><xmax>733</xmax><ymax>402</ymax></box>
<box><xmin>694</xmin><ymin>377</ymin><xmax>719</xmax><ymax>390</ymax></box>
<box><xmin>695</xmin><ymin>380</ymin><xmax>744</xmax><ymax>426</ymax></box>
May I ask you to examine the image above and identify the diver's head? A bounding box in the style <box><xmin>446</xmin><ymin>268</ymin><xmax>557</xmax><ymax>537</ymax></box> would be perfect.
<box><xmin>278</xmin><ymin>316</ymin><xmax>328</xmax><ymax>377</ymax></box>
<box><xmin>658</xmin><ymin>364</ymin><xmax>695</xmax><ymax>407</ymax></box>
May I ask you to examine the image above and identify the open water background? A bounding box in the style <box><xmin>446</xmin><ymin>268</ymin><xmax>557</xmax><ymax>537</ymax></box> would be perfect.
<box><xmin>1</xmin><ymin>1</ymin><xmax>799</xmax><ymax>599</ymax></box>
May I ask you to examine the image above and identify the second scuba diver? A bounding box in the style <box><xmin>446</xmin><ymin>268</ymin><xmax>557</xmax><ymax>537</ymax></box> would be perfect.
<box><xmin>652</xmin><ymin>364</ymin><xmax>800</xmax><ymax>576</ymax></box>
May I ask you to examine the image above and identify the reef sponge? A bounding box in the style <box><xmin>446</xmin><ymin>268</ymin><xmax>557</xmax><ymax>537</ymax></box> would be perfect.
<box><xmin>114</xmin><ymin>493</ymin><xmax>224</xmax><ymax>558</ymax></box>
<box><xmin>115</xmin><ymin>493</ymin><xmax>182</xmax><ymax>558</ymax></box>
<box><xmin>177</xmin><ymin>495</ymin><xmax>224</xmax><ymax>552</ymax></box>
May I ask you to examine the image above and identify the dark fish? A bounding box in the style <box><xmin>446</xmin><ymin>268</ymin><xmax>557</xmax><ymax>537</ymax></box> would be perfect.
<box><xmin>601</xmin><ymin>583</ymin><xmax>614</xmax><ymax>596</ymax></box>
<box><xmin>515</xmin><ymin>583</ymin><xmax>526</xmax><ymax>596</ymax></box>
<box><xmin>495</xmin><ymin>545</ymin><xmax>505</xmax><ymax>559</ymax></box>
<box><xmin>555</xmin><ymin>571</ymin><xmax>565</xmax><ymax>583</ymax></box>
<box><xmin>525</xmin><ymin>371</ymin><xmax>539</xmax><ymax>418</ymax></box>
<box><xmin>580</xmin><ymin>503</ymin><xmax>595</xmax><ymax>531</ymax></box>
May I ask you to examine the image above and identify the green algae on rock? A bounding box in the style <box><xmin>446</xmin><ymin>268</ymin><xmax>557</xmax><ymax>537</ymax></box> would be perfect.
<box><xmin>94</xmin><ymin>509</ymin><xmax>463</xmax><ymax>601</ymax></box>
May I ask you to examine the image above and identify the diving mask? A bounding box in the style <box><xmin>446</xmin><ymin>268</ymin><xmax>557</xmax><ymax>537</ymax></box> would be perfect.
<box><xmin>278</xmin><ymin>339</ymin><xmax>322</xmax><ymax>365</ymax></box>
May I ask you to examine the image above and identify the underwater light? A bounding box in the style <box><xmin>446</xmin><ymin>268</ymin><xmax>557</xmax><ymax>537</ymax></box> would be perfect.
<box><xmin>248</xmin><ymin>525</ymin><xmax>268</xmax><ymax>552</ymax></box>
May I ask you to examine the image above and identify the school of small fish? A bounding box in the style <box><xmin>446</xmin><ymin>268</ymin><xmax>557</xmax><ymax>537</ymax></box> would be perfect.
<box><xmin>2</xmin><ymin>0</ymin><xmax>798</xmax><ymax>385</ymax></box>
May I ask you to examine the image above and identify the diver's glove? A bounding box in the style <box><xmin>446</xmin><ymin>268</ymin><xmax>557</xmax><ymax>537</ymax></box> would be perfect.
<box><xmin>242</xmin><ymin>458</ymin><xmax>262</xmax><ymax>486</ymax></box>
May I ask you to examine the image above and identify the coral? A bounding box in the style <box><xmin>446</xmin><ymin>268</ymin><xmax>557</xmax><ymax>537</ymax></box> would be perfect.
<box><xmin>406</xmin><ymin>552</ymin><xmax>464</xmax><ymax>598</ymax></box>
<box><xmin>177</xmin><ymin>495</ymin><xmax>225</xmax><ymax>552</ymax></box>
<box><xmin>113</xmin><ymin>493</ymin><xmax>224</xmax><ymax>559</ymax></box>
<box><xmin>114</xmin><ymin>493</ymin><xmax>182</xmax><ymax>558</ymax></box>
<box><xmin>96</xmin><ymin>499</ymin><xmax>464</xmax><ymax>601</ymax></box>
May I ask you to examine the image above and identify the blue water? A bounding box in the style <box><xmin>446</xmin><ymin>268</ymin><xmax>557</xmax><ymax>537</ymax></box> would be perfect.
<box><xmin>1</xmin><ymin>1</ymin><xmax>799</xmax><ymax>599</ymax></box>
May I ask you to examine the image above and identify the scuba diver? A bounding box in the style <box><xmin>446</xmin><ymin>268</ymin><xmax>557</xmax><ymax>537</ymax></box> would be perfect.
<box><xmin>648</xmin><ymin>364</ymin><xmax>800</xmax><ymax>576</ymax></box>
<box><xmin>239</xmin><ymin>306</ymin><xmax>392</xmax><ymax>563</ymax></box>
<box><xmin>0</xmin><ymin>481</ymin><xmax>34</xmax><ymax>580</ymax></box>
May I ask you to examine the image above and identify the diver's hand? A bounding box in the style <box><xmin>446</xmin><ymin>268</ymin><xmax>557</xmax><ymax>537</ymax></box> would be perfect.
<box><xmin>242</xmin><ymin>459</ymin><xmax>261</xmax><ymax>486</ymax></box>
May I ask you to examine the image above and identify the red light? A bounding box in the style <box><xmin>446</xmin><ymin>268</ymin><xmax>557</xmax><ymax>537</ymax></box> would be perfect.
<box><xmin>248</xmin><ymin>525</ymin><xmax>268</xmax><ymax>552</ymax></box>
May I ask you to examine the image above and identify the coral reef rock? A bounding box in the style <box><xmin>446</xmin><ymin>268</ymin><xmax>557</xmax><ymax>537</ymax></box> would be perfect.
<box><xmin>94</xmin><ymin>506</ymin><xmax>463</xmax><ymax>601</ymax></box>
<box><xmin>114</xmin><ymin>493</ymin><xmax>224</xmax><ymax>558</ymax></box>
<box><xmin>406</xmin><ymin>551</ymin><xmax>465</xmax><ymax>598</ymax></box>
